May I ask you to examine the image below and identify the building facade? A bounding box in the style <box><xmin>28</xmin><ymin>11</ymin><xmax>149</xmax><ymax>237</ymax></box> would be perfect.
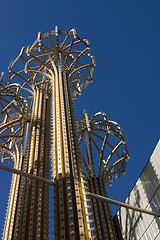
<box><xmin>114</xmin><ymin>139</ymin><xmax>160</xmax><ymax>240</ymax></box>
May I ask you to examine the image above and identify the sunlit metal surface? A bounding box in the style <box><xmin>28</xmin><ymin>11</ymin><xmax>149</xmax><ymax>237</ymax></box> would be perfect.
<box><xmin>1</xmin><ymin>27</ymin><xmax>129</xmax><ymax>240</ymax></box>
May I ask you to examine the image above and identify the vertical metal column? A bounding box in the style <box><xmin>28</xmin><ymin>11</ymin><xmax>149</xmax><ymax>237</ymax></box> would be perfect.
<box><xmin>20</xmin><ymin>89</ymin><xmax>49</xmax><ymax>240</ymax></box>
<box><xmin>83</xmin><ymin>111</ymin><xmax>116</xmax><ymax>239</ymax></box>
<box><xmin>2</xmin><ymin>89</ymin><xmax>50</xmax><ymax>240</ymax></box>
<box><xmin>2</xmin><ymin>151</ymin><xmax>22</xmax><ymax>240</ymax></box>
<box><xmin>51</xmin><ymin>56</ymin><xmax>92</xmax><ymax>239</ymax></box>
<box><xmin>63</xmin><ymin>71</ymin><xmax>92</xmax><ymax>239</ymax></box>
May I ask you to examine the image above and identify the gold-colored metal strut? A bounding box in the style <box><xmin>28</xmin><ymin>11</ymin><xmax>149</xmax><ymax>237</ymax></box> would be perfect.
<box><xmin>51</xmin><ymin>55</ymin><xmax>92</xmax><ymax>239</ymax></box>
<box><xmin>19</xmin><ymin>89</ymin><xmax>49</xmax><ymax>240</ymax></box>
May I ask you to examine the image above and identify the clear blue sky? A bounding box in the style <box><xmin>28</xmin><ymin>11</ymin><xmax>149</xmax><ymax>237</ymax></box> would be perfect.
<box><xmin>0</xmin><ymin>0</ymin><xmax>160</xmax><ymax>236</ymax></box>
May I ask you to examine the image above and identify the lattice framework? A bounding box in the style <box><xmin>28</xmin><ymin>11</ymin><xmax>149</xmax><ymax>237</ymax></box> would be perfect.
<box><xmin>0</xmin><ymin>27</ymin><xmax>129</xmax><ymax>240</ymax></box>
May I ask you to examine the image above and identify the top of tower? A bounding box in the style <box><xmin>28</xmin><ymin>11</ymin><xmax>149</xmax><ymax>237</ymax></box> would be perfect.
<box><xmin>8</xmin><ymin>27</ymin><xmax>96</xmax><ymax>99</ymax></box>
<box><xmin>79</xmin><ymin>110</ymin><xmax>130</xmax><ymax>185</ymax></box>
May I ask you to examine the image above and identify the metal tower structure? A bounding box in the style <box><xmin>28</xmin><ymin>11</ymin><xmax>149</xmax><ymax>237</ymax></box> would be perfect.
<box><xmin>0</xmin><ymin>27</ymin><xmax>130</xmax><ymax>240</ymax></box>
